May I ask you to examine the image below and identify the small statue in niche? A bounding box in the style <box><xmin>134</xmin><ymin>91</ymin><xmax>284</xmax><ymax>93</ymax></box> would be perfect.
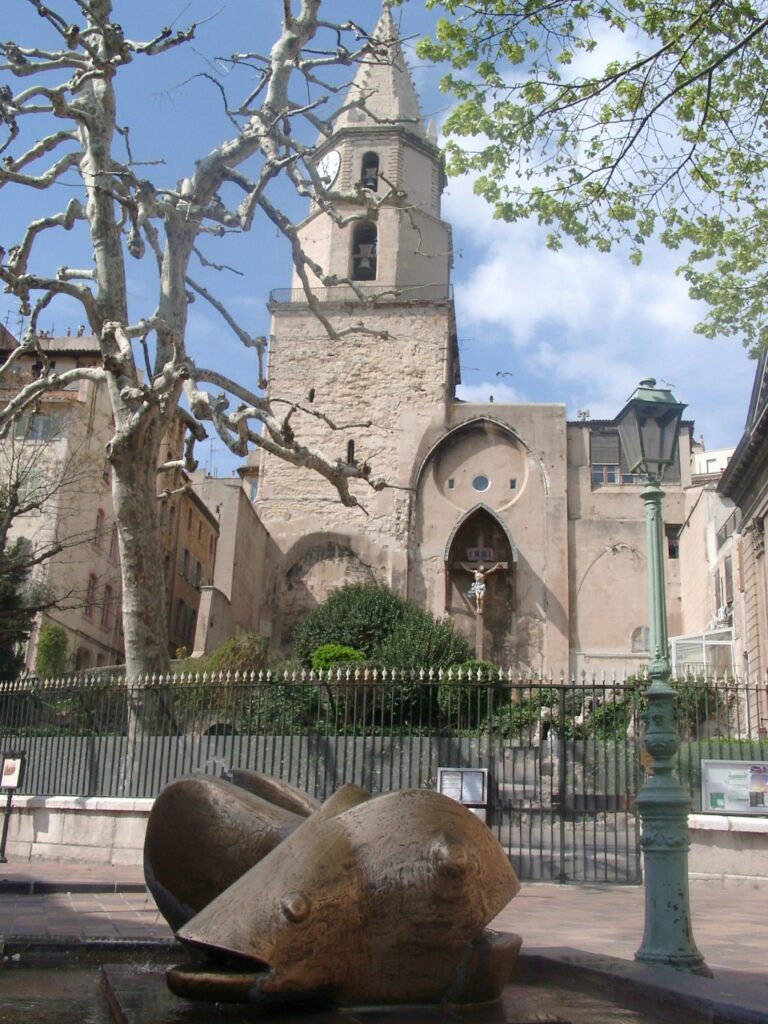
<box><xmin>462</xmin><ymin>562</ymin><xmax>504</xmax><ymax>612</ymax></box>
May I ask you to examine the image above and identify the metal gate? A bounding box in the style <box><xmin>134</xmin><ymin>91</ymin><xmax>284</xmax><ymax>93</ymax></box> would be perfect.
<box><xmin>0</xmin><ymin>672</ymin><xmax>645</xmax><ymax>882</ymax></box>
<box><xmin>484</xmin><ymin>682</ymin><xmax>643</xmax><ymax>883</ymax></box>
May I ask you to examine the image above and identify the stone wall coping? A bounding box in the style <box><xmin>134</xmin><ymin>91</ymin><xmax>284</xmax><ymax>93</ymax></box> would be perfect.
<box><xmin>11</xmin><ymin>796</ymin><xmax>154</xmax><ymax>813</ymax></box>
<box><xmin>7</xmin><ymin>801</ymin><xmax>768</xmax><ymax>833</ymax></box>
<box><xmin>689</xmin><ymin>813</ymin><xmax>768</xmax><ymax>834</ymax></box>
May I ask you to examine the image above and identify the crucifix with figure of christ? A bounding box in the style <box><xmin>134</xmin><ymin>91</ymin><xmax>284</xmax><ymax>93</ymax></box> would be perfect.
<box><xmin>449</xmin><ymin>525</ymin><xmax>508</xmax><ymax>658</ymax></box>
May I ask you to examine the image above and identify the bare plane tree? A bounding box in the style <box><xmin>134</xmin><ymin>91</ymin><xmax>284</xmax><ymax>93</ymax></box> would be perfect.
<box><xmin>0</xmin><ymin>0</ymin><xmax>397</xmax><ymax>676</ymax></box>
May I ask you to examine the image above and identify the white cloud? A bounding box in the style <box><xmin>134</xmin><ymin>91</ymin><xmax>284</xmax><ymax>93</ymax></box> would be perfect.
<box><xmin>441</xmin><ymin>166</ymin><xmax>754</xmax><ymax>449</ymax></box>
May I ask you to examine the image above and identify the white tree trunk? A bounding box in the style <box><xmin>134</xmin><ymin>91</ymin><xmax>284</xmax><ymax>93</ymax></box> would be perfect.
<box><xmin>110</xmin><ymin>418</ymin><xmax>168</xmax><ymax>677</ymax></box>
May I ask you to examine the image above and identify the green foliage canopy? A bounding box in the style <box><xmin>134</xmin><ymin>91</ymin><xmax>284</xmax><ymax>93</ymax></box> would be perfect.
<box><xmin>418</xmin><ymin>1</ymin><xmax>768</xmax><ymax>353</ymax></box>
<box><xmin>311</xmin><ymin>644</ymin><xmax>366</xmax><ymax>672</ymax></box>
<box><xmin>0</xmin><ymin>537</ymin><xmax>35</xmax><ymax>680</ymax></box>
<box><xmin>292</xmin><ymin>583</ymin><xmax>474</xmax><ymax>672</ymax></box>
<box><xmin>292</xmin><ymin>584</ymin><xmax>417</xmax><ymax>664</ymax></box>
<box><xmin>35</xmin><ymin>622</ymin><xmax>69</xmax><ymax>678</ymax></box>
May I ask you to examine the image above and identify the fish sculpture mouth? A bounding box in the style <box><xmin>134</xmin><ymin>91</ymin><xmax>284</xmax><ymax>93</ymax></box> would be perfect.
<box><xmin>166</xmin><ymin>946</ymin><xmax>278</xmax><ymax>1004</ymax></box>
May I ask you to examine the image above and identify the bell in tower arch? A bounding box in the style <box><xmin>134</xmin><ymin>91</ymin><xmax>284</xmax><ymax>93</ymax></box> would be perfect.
<box><xmin>360</xmin><ymin>152</ymin><xmax>379</xmax><ymax>191</ymax></box>
<box><xmin>352</xmin><ymin>223</ymin><xmax>378</xmax><ymax>281</ymax></box>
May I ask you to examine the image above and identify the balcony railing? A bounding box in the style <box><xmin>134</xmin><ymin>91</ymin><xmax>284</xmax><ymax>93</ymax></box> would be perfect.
<box><xmin>716</xmin><ymin>509</ymin><xmax>741</xmax><ymax>550</ymax></box>
<box><xmin>268</xmin><ymin>283</ymin><xmax>453</xmax><ymax>305</ymax></box>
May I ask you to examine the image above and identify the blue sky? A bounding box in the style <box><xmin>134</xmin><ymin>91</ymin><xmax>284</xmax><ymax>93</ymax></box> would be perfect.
<box><xmin>0</xmin><ymin>0</ymin><xmax>756</xmax><ymax>474</ymax></box>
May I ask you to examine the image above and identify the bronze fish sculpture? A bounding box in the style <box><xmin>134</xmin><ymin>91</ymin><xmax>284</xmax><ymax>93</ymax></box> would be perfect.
<box><xmin>160</xmin><ymin>784</ymin><xmax>521</xmax><ymax>1006</ymax></box>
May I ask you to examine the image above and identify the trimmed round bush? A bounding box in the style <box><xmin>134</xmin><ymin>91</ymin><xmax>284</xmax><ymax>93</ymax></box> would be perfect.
<box><xmin>293</xmin><ymin>584</ymin><xmax>417</xmax><ymax>665</ymax></box>
<box><xmin>372</xmin><ymin>613</ymin><xmax>474</xmax><ymax>673</ymax></box>
<box><xmin>311</xmin><ymin>643</ymin><xmax>366</xmax><ymax>672</ymax></box>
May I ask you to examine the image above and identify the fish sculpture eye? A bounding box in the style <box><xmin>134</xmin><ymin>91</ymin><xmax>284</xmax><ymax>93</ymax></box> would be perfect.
<box><xmin>280</xmin><ymin>891</ymin><xmax>311</xmax><ymax>923</ymax></box>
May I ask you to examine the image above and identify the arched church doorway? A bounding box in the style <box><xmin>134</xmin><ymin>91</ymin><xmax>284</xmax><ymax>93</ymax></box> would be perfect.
<box><xmin>445</xmin><ymin>505</ymin><xmax>516</xmax><ymax>661</ymax></box>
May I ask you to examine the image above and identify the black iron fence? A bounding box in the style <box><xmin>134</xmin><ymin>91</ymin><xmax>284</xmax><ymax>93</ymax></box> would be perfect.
<box><xmin>1</xmin><ymin>669</ymin><xmax>766</xmax><ymax>882</ymax></box>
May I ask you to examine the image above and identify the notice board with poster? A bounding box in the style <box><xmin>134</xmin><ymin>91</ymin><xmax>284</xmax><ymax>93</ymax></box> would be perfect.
<box><xmin>701</xmin><ymin>759</ymin><xmax>768</xmax><ymax>814</ymax></box>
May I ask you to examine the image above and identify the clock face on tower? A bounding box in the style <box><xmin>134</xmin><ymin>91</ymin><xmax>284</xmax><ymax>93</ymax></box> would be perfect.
<box><xmin>317</xmin><ymin>149</ymin><xmax>341</xmax><ymax>189</ymax></box>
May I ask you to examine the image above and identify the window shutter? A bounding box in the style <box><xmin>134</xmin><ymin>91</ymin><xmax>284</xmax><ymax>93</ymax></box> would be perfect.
<box><xmin>590</xmin><ymin>431</ymin><xmax>619</xmax><ymax>464</ymax></box>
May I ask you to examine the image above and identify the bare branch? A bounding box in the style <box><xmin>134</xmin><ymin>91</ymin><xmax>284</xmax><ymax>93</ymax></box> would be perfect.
<box><xmin>185</xmin><ymin>275</ymin><xmax>267</xmax><ymax>387</ymax></box>
<box><xmin>0</xmin><ymin>149</ymin><xmax>80</xmax><ymax>189</ymax></box>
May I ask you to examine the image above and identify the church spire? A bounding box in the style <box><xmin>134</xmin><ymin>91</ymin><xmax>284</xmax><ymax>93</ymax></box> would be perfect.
<box><xmin>333</xmin><ymin>4</ymin><xmax>427</xmax><ymax>140</ymax></box>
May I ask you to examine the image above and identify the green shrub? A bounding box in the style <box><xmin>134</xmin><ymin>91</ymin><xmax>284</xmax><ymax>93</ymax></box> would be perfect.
<box><xmin>437</xmin><ymin>660</ymin><xmax>501</xmax><ymax>727</ymax></box>
<box><xmin>311</xmin><ymin>643</ymin><xmax>366</xmax><ymax>672</ymax></box>
<box><xmin>584</xmin><ymin>699</ymin><xmax>634</xmax><ymax>740</ymax></box>
<box><xmin>240</xmin><ymin>679</ymin><xmax>320</xmax><ymax>732</ymax></box>
<box><xmin>175</xmin><ymin>632</ymin><xmax>269</xmax><ymax>677</ymax></box>
<box><xmin>292</xmin><ymin>584</ymin><xmax>415</xmax><ymax>665</ymax></box>
<box><xmin>35</xmin><ymin>623</ymin><xmax>69</xmax><ymax>678</ymax></box>
<box><xmin>372</xmin><ymin>613</ymin><xmax>474</xmax><ymax>672</ymax></box>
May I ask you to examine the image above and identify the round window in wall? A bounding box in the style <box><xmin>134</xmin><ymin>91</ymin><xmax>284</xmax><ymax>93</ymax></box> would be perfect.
<box><xmin>472</xmin><ymin>474</ymin><xmax>491</xmax><ymax>492</ymax></box>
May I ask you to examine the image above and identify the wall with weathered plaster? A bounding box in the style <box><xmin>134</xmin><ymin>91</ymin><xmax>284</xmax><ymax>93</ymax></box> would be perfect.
<box><xmin>411</xmin><ymin>406</ymin><xmax>570</xmax><ymax>669</ymax></box>
<box><xmin>258</xmin><ymin>300</ymin><xmax>455</xmax><ymax>647</ymax></box>
<box><xmin>566</xmin><ymin>423</ymin><xmax>691</xmax><ymax>675</ymax></box>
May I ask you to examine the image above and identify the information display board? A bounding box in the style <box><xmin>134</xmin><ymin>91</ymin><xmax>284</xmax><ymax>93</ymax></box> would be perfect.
<box><xmin>0</xmin><ymin>752</ymin><xmax>24</xmax><ymax>791</ymax></box>
<box><xmin>701</xmin><ymin>759</ymin><xmax>768</xmax><ymax>815</ymax></box>
<box><xmin>437</xmin><ymin>767</ymin><xmax>489</xmax><ymax>822</ymax></box>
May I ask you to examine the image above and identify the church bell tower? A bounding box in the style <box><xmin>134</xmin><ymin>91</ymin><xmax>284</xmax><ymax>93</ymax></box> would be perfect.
<box><xmin>257</xmin><ymin>5</ymin><xmax>460</xmax><ymax>646</ymax></box>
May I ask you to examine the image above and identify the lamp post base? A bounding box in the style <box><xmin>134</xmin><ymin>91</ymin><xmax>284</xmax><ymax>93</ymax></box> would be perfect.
<box><xmin>633</xmin><ymin>680</ymin><xmax>710</xmax><ymax>977</ymax></box>
<box><xmin>634</xmin><ymin>792</ymin><xmax>711</xmax><ymax>977</ymax></box>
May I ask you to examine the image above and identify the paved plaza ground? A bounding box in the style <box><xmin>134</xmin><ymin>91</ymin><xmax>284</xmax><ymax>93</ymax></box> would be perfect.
<box><xmin>0</xmin><ymin>861</ymin><xmax>766</xmax><ymax>1020</ymax></box>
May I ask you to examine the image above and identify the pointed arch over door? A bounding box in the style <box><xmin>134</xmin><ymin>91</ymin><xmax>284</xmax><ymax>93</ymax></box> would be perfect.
<box><xmin>443</xmin><ymin>502</ymin><xmax>518</xmax><ymax>565</ymax></box>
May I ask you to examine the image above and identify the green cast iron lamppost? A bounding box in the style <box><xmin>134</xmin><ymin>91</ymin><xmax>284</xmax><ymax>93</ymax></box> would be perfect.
<box><xmin>614</xmin><ymin>379</ymin><xmax>710</xmax><ymax>977</ymax></box>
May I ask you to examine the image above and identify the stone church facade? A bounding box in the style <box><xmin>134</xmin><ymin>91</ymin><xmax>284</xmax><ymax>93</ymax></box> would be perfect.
<box><xmin>250</xmin><ymin>8</ymin><xmax>695</xmax><ymax>674</ymax></box>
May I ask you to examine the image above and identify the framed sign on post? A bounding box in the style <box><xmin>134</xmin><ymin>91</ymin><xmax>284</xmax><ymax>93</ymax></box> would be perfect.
<box><xmin>0</xmin><ymin>751</ymin><xmax>25</xmax><ymax>863</ymax></box>
<box><xmin>1</xmin><ymin>752</ymin><xmax>24</xmax><ymax>791</ymax></box>
<box><xmin>701</xmin><ymin>759</ymin><xmax>768</xmax><ymax>815</ymax></box>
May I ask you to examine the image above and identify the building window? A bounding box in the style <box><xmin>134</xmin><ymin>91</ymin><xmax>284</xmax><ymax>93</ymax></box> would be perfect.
<box><xmin>174</xmin><ymin>598</ymin><xmax>186</xmax><ymax>636</ymax></box>
<box><xmin>180</xmin><ymin>547</ymin><xmax>189</xmax><ymax>579</ymax></box>
<box><xmin>360</xmin><ymin>151</ymin><xmax>379</xmax><ymax>191</ymax></box>
<box><xmin>93</xmin><ymin>509</ymin><xmax>105</xmax><ymax>549</ymax></box>
<box><xmin>85</xmin><ymin>575</ymin><xmax>97</xmax><ymax>618</ymax></box>
<box><xmin>665</xmin><ymin>525</ymin><xmax>681</xmax><ymax>559</ymax></box>
<box><xmin>631</xmin><ymin>626</ymin><xmax>650</xmax><ymax>652</ymax></box>
<box><xmin>448</xmin><ymin>478</ymin><xmax>455</xmax><ymax>490</ymax></box>
<box><xmin>16</xmin><ymin>411</ymin><xmax>61</xmax><ymax>440</ymax></box>
<box><xmin>472</xmin><ymin>474</ymin><xmax>490</xmax><ymax>492</ymax></box>
<box><xmin>109</xmin><ymin>525</ymin><xmax>119</xmax><ymax>563</ymax></box>
<box><xmin>101</xmin><ymin>585</ymin><xmax>115</xmax><ymax>629</ymax></box>
<box><xmin>347</xmin><ymin>439</ymin><xmax>355</xmax><ymax>464</ymax></box>
<box><xmin>510</xmin><ymin>479</ymin><xmax>517</xmax><ymax>490</ymax></box>
<box><xmin>352</xmin><ymin>222</ymin><xmax>377</xmax><ymax>280</ymax></box>
<box><xmin>590</xmin><ymin>430</ymin><xmax>640</xmax><ymax>486</ymax></box>
<box><xmin>724</xmin><ymin>555</ymin><xmax>734</xmax><ymax>605</ymax></box>
<box><xmin>249</xmin><ymin>480</ymin><xmax>259</xmax><ymax>502</ymax></box>
<box><xmin>591</xmin><ymin>463</ymin><xmax>619</xmax><ymax>486</ymax></box>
